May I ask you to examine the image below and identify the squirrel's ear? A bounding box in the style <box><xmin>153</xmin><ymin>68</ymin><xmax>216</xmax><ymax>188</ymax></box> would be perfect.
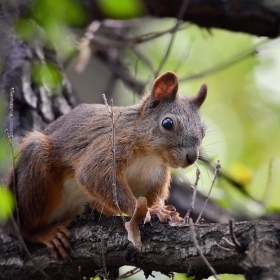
<box><xmin>151</xmin><ymin>72</ymin><xmax>178</xmax><ymax>105</ymax></box>
<box><xmin>192</xmin><ymin>83</ymin><xmax>207</xmax><ymax>108</ymax></box>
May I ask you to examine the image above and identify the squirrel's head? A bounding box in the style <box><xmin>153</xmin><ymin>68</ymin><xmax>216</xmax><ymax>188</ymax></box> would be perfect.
<box><xmin>139</xmin><ymin>71</ymin><xmax>207</xmax><ymax>169</ymax></box>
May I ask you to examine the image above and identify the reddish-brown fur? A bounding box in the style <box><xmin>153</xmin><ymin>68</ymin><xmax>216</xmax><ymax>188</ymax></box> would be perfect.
<box><xmin>5</xmin><ymin>72</ymin><xmax>207</xmax><ymax>258</ymax></box>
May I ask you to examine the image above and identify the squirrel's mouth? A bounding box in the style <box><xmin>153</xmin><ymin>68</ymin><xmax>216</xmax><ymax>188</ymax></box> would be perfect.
<box><xmin>165</xmin><ymin>157</ymin><xmax>191</xmax><ymax>169</ymax></box>
<box><xmin>164</xmin><ymin>149</ymin><xmax>199</xmax><ymax>169</ymax></box>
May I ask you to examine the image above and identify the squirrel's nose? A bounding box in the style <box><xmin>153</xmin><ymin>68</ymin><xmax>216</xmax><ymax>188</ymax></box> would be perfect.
<box><xmin>186</xmin><ymin>151</ymin><xmax>198</xmax><ymax>165</ymax></box>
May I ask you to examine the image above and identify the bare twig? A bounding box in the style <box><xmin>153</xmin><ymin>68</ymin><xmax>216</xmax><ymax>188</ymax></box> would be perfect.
<box><xmin>189</xmin><ymin>218</ymin><xmax>221</xmax><ymax>280</ymax></box>
<box><xmin>215</xmin><ymin>242</ymin><xmax>235</xmax><ymax>252</ymax></box>
<box><xmin>6</xmin><ymin>88</ymin><xmax>20</xmax><ymax>229</ymax></box>
<box><xmin>174</xmin><ymin>38</ymin><xmax>193</xmax><ymax>73</ymax></box>
<box><xmin>229</xmin><ymin>219</ymin><xmax>244</xmax><ymax>252</ymax></box>
<box><xmin>155</xmin><ymin>0</ymin><xmax>189</xmax><ymax>77</ymax></box>
<box><xmin>100</xmin><ymin>227</ymin><xmax>109</xmax><ymax>280</ymax></box>
<box><xmin>130</xmin><ymin>48</ymin><xmax>155</xmax><ymax>76</ymax></box>
<box><xmin>222</xmin><ymin>237</ymin><xmax>235</xmax><ymax>247</ymax></box>
<box><xmin>102</xmin><ymin>18</ymin><xmax>154</xmax><ymax>29</ymax></box>
<box><xmin>102</xmin><ymin>94</ymin><xmax>126</xmax><ymax>224</ymax></box>
<box><xmin>97</xmin><ymin>49</ymin><xmax>146</xmax><ymax>95</ymax></box>
<box><xmin>184</xmin><ymin>167</ymin><xmax>200</xmax><ymax>222</ymax></box>
<box><xmin>199</xmin><ymin>155</ymin><xmax>257</xmax><ymax>201</ymax></box>
<box><xmin>8</xmin><ymin>211</ymin><xmax>51</xmax><ymax>279</ymax></box>
<box><xmin>119</xmin><ymin>267</ymin><xmax>142</xmax><ymax>279</ymax></box>
<box><xmin>180</xmin><ymin>38</ymin><xmax>270</xmax><ymax>82</ymax></box>
<box><xmin>9</xmin><ymin>88</ymin><xmax>14</xmax><ymax>141</ymax></box>
<box><xmin>196</xmin><ymin>160</ymin><xmax>221</xmax><ymax>224</ymax></box>
<box><xmin>90</xmin><ymin>22</ymin><xmax>190</xmax><ymax>49</ymax></box>
<box><xmin>263</xmin><ymin>159</ymin><xmax>274</xmax><ymax>204</ymax></box>
<box><xmin>75</xmin><ymin>21</ymin><xmax>102</xmax><ymax>72</ymax></box>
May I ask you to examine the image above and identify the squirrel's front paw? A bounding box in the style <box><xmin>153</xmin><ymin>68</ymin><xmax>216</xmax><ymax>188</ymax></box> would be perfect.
<box><xmin>149</xmin><ymin>205</ymin><xmax>183</xmax><ymax>223</ymax></box>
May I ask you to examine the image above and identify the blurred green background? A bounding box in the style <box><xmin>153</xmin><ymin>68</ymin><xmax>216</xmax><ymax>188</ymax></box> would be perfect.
<box><xmin>1</xmin><ymin>0</ymin><xmax>280</xmax><ymax>279</ymax></box>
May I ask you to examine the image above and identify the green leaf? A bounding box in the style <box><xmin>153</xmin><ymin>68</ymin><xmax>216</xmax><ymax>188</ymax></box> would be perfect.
<box><xmin>97</xmin><ymin>0</ymin><xmax>144</xmax><ymax>18</ymax></box>
<box><xmin>32</xmin><ymin>62</ymin><xmax>63</xmax><ymax>91</ymax></box>
<box><xmin>0</xmin><ymin>185</ymin><xmax>14</xmax><ymax>222</ymax></box>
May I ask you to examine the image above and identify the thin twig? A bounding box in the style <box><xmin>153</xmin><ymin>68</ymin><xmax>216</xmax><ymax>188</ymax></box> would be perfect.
<box><xmin>189</xmin><ymin>218</ymin><xmax>221</xmax><ymax>280</ymax></box>
<box><xmin>184</xmin><ymin>167</ymin><xmax>200</xmax><ymax>222</ymax></box>
<box><xmin>180</xmin><ymin>38</ymin><xmax>270</xmax><ymax>82</ymax></box>
<box><xmin>155</xmin><ymin>0</ymin><xmax>189</xmax><ymax>77</ymax></box>
<box><xmin>130</xmin><ymin>47</ymin><xmax>155</xmax><ymax>76</ymax></box>
<box><xmin>102</xmin><ymin>94</ymin><xmax>126</xmax><ymax>224</ymax></box>
<box><xmin>5</xmin><ymin>130</ymin><xmax>19</xmax><ymax>228</ymax></box>
<box><xmin>8</xmin><ymin>213</ymin><xmax>51</xmax><ymax>279</ymax></box>
<box><xmin>6</xmin><ymin>88</ymin><xmax>20</xmax><ymax>229</ymax></box>
<box><xmin>100</xmin><ymin>227</ymin><xmax>109</xmax><ymax>280</ymax></box>
<box><xmin>9</xmin><ymin>88</ymin><xmax>14</xmax><ymax>142</ymax></box>
<box><xmin>199</xmin><ymin>155</ymin><xmax>256</xmax><ymax>200</ymax></box>
<box><xmin>221</xmin><ymin>237</ymin><xmax>235</xmax><ymax>247</ymax></box>
<box><xmin>196</xmin><ymin>160</ymin><xmax>221</xmax><ymax>224</ymax></box>
<box><xmin>118</xmin><ymin>267</ymin><xmax>142</xmax><ymax>279</ymax></box>
<box><xmin>229</xmin><ymin>219</ymin><xmax>244</xmax><ymax>252</ymax></box>
<box><xmin>174</xmin><ymin>38</ymin><xmax>193</xmax><ymax>73</ymax></box>
<box><xmin>215</xmin><ymin>242</ymin><xmax>235</xmax><ymax>252</ymax></box>
<box><xmin>91</xmin><ymin>22</ymin><xmax>190</xmax><ymax>49</ymax></box>
<box><xmin>263</xmin><ymin>159</ymin><xmax>274</xmax><ymax>204</ymax></box>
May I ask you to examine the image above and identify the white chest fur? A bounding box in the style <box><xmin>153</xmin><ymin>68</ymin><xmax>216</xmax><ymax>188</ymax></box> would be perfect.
<box><xmin>124</xmin><ymin>154</ymin><xmax>164</xmax><ymax>198</ymax></box>
<box><xmin>49</xmin><ymin>178</ymin><xmax>92</xmax><ymax>224</ymax></box>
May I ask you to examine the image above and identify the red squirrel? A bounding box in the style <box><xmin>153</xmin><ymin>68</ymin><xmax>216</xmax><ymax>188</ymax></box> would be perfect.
<box><xmin>6</xmin><ymin>71</ymin><xmax>207</xmax><ymax>259</ymax></box>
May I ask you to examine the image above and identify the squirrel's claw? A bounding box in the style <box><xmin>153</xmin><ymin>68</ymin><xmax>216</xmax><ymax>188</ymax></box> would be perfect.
<box><xmin>163</xmin><ymin>205</ymin><xmax>176</xmax><ymax>211</ymax></box>
<box><xmin>149</xmin><ymin>205</ymin><xmax>182</xmax><ymax>223</ymax></box>
<box><xmin>45</xmin><ymin>224</ymin><xmax>72</xmax><ymax>259</ymax></box>
<box><xmin>46</xmin><ymin>232</ymin><xmax>70</xmax><ymax>259</ymax></box>
<box><xmin>26</xmin><ymin>220</ymin><xmax>72</xmax><ymax>259</ymax></box>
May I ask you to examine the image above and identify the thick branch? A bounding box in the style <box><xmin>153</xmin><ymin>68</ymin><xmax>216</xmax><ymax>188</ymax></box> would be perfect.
<box><xmin>1</xmin><ymin>217</ymin><xmax>280</xmax><ymax>280</ymax></box>
<box><xmin>142</xmin><ymin>0</ymin><xmax>280</xmax><ymax>38</ymax></box>
<box><xmin>83</xmin><ymin>0</ymin><xmax>280</xmax><ymax>38</ymax></box>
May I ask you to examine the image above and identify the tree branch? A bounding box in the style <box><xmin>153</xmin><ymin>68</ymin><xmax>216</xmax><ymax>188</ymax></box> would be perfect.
<box><xmin>141</xmin><ymin>0</ymin><xmax>280</xmax><ymax>38</ymax></box>
<box><xmin>81</xmin><ymin>0</ymin><xmax>280</xmax><ymax>38</ymax></box>
<box><xmin>1</xmin><ymin>217</ymin><xmax>280</xmax><ymax>280</ymax></box>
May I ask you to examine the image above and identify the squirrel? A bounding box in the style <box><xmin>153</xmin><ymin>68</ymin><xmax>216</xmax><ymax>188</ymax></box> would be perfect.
<box><xmin>5</xmin><ymin>71</ymin><xmax>207</xmax><ymax>259</ymax></box>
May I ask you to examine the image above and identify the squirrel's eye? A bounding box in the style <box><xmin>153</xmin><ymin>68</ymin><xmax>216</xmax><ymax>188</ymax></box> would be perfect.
<box><xmin>162</xmin><ymin>117</ymin><xmax>174</xmax><ymax>130</ymax></box>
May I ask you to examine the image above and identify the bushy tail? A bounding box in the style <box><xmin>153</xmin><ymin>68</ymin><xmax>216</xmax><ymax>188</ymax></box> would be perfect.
<box><xmin>6</xmin><ymin>131</ymin><xmax>61</xmax><ymax>233</ymax></box>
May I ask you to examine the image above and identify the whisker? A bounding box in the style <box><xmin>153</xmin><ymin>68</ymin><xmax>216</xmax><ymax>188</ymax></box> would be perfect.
<box><xmin>202</xmin><ymin>140</ymin><xmax>228</xmax><ymax>148</ymax></box>
<box><xmin>204</xmin><ymin>118</ymin><xmax>232</xmax><ymax>130</ymax></box>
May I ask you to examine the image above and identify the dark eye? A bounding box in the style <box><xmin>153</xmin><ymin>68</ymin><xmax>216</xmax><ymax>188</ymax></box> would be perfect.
<box><xmin>162</xmin><ymin>117</ymin><xmax>174</xmax><ymax>130</ymax></box>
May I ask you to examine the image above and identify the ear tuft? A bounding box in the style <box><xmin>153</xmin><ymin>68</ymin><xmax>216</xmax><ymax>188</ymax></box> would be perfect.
<box><xmin>151</xmin><ymin>71</ymin><xmax>178</xmax><ymax>104</ymax></box>
<box><xmin>192</xmin><ymin>83</ymin><xmax>207</xmax><ymax>108</ymax></box>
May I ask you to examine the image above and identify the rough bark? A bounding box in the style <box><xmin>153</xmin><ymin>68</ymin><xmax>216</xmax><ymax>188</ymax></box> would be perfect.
<box><xmin>0</xmin><ymin>36</ymin><xmax>77</xmax><ymax>144</ymax></box>
<box><xmin>1</xmin><ymin>217</ymin><xmax>280</xmax><ymax>280</ymax></box>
